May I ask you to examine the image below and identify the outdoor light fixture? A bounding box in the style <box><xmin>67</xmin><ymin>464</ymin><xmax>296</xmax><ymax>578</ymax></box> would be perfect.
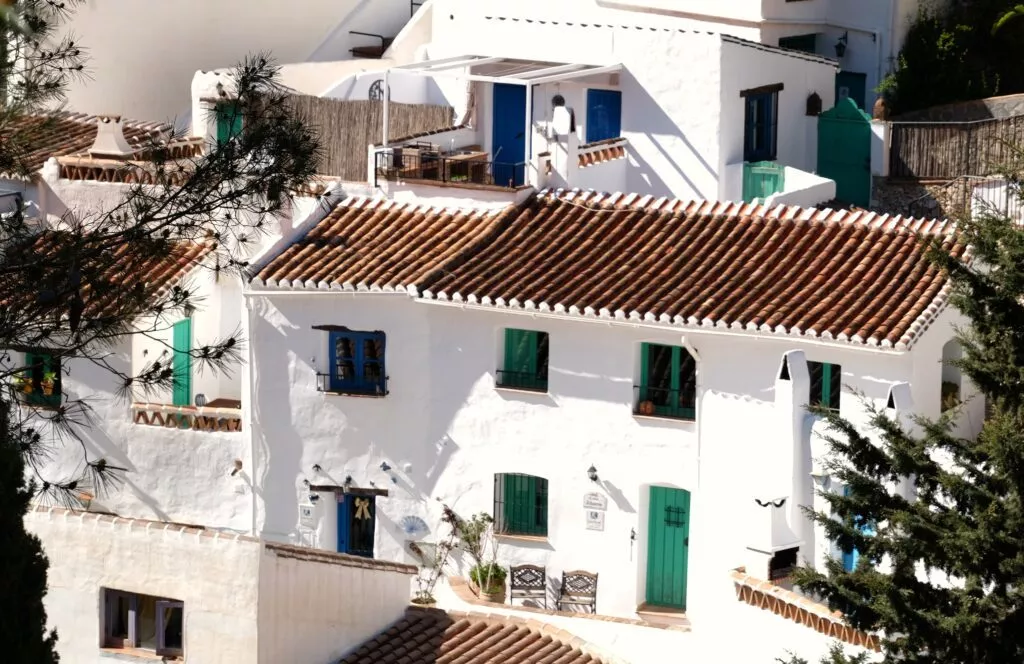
<box><xmin>834</xmin><ymin>31</ymin><xmax>848</xmax><ymax>58</ymax></box>
<box><xmin>343</xmin><ymin>475</ymin><xmax>353</xmax><ymax>488</ymax></box>
<box><xmin>587</xmin><ymin>465</ymin><xmax>599</xmax><ymax>482</ymax></box>
<box><xmin>380</xmin><ymin>461</ymin><xmax>392</xmax><ymax>472</ymax></box>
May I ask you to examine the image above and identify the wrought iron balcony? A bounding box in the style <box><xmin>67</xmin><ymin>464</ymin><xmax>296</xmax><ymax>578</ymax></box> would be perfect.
<box><xmin>316</xmin><ymin>373</ymin><xmax>389</xmax><ymax>397</ymax></box>
<box><xmin>633</xmin><ymin>385</ymin><xmax>696</xmax><ymax>421</ymax></box>
<box><xmin>375</xmin><ymin>148</ymin><xmax>525</xmax><ymax>189</ymax></box>
<box><xmin>495</xmin><ymin>370</ymin><xmax>548</xmax><ymax>392</ymax></box>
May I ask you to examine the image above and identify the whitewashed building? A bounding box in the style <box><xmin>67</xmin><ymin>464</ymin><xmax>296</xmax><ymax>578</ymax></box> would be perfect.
<box><xmin>244</xmin><ymin>188</ymin><xmax>981</xmax><ymax>628</ymax></box>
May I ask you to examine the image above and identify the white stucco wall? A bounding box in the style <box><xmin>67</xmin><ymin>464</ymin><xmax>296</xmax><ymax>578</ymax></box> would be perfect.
<box><xmin>27</xmin><ymin>509</ymin><xmax>262</xmax><ymax>664</ymax></box>
<box><xmin>719</xmin><ymin>40</ymin><xmax>835</xmax><ymax>195</ymax></box>
<box><xmin>257</xmin><ymin>548</ymin><xmax>413</xmax><ymax>664</ymax></box>
<box><xmin>246</xmin><ymin>288</ymin><xmax>970</xmax><ymax>622</ymax></box>
<box><xmin>62</xmin><ymin>0</ymin><xmax>417</xmax><ymax>122</ymax></box>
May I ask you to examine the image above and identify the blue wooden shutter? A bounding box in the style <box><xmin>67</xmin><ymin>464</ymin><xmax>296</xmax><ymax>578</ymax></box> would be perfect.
<box><xmin>586</xmin><ymin>89</ymin><xmax>622</xmax><ymax>143</ymax></box>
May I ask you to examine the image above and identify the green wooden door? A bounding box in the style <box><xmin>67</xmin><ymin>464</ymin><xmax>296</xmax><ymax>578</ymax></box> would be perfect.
<box><xmin>835</xmin><ymin>71</ymin><xmax>867</xmax><ymax>111</ymax></box>
<box><xmin>646</xmin><ymin>486</ymin><xmax>691</xmax><ymax>609</ymax></box>
<box><xmin>171</xmin><ymin>318</ymin><xmax>192</xmax><ymax>407</ymax></box>
<box><xmin>742</xmin><ymin>161</ymin><xmax>785</xmax><ymax>203</ymax></box>
<box><xmin>817</xmin><ymin>98</ymin><xmax>872</xmax><ymax>207</ymax></box>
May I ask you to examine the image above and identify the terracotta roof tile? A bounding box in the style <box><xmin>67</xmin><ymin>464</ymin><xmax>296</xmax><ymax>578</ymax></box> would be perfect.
<box><xmin>254</xmin><ymin>197</ymin><xmax>509</xmax><ymax>291</ymax></box>
<box><xmin>338</xmin><ymin>607</ymin><xmax>617</xmax><ymax>664</ymax></box>
<box><xmin>3</xmin><ymin>112</ymin><xmax>170</xmax><ymax>178</ymax></box>
<box><xmin>253</xmin><ymin>189</ymin><xmax>962</xmax><ymax>350</ymax></box>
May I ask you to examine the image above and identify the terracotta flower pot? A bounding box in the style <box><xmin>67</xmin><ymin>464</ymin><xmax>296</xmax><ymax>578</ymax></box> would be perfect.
<box><xmin>481</xmin><ymin>587</ymin><xmax>506</xmax><ymax>604</ymax></box>
<box><xmin>639</xmin><ymin>400</ymin><xmax>655</xmax><ymax>416</ymax></box>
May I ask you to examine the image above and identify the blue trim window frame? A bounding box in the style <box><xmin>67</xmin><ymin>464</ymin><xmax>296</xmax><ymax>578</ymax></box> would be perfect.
<box><xmin>585</xmin><ymin>88</ymin><xmax>623</xmax><ymax>144</ymax></box>
<box><xmin>328</xmin><ymin>330</ymin><xmax>387</xmax><ymax>395</ymax></box>
<box><xmin>742</xmin><ymin>84</ymin><xmax>782</xmax><ymax>162</ymax></box>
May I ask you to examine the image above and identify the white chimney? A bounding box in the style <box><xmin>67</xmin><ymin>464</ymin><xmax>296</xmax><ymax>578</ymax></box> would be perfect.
<box><xmin>89</xmin><ymin>115</ymin><xmax>135</xmax><ymax>159</ymax></box>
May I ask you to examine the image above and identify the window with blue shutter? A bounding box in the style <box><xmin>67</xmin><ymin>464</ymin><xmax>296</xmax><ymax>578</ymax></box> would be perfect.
<box><xmin>326</xmin><ymin>330</ymin><xmax>387</xmax><ymax>396</ymax></box>
<box><xmin>742</xmin><ymin>86</ymin><xmax>781</xmax><ymax>162</ymax></box>
<box><xmin>585</xmin><ymin>89</ymin><xmax>622</xmax><ymax>144</ymax></box>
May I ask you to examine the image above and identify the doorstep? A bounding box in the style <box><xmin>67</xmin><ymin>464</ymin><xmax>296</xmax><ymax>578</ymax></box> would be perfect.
<box><xmin>447</xmin><ymin>576</ymin><xmax>690</xmax><ymax>632</ymax></box>
<box><xmin>635</xmin><ymin>603</ymin><xmax>691</xmax><ymax>628</ymax></box>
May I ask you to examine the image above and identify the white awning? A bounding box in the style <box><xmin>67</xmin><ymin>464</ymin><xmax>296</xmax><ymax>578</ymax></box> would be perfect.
<box><xmin>389</xmin><ymin>55</ymin><xmax>623</xmax><ymax>86</ymax></box>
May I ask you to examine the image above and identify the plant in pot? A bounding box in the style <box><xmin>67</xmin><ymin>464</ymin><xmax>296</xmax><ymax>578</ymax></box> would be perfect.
<box><xmin>469</xmin><ymin>561</ymin><xmax>507</xmax><ymax>603</ymax></box>
<box><xmin>409</xmin><ymin>503</ymin><xmax>460</xmax><ymax>607</ymax></box>
<box><xmin>41</xmin><ymin>369</ymin><xmax>57</xmax><ymax>396</ymax></box>
<box><xmin>12</xmin><ymin>373</ymin><xmax>31</xmax><ymax>394</ymax></box>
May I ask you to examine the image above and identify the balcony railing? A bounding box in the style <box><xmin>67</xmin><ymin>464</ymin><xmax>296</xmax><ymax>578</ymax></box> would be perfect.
<box><xmin>132</xmin><ymin>402</ymin><xmax>242</xmax><ymax>432</ymax></box>
<box><xmin>495</xmin><ymin>370</ymin><xmax>548</xmax><ymax>392</ymax></box>
<box><xmin>375</xmin><ymin>148</ymin><xmax>526</xmax><ymax>189</ymax></box>
<box><xmin>633</xmin><ymin>385</ymin><xmax>696</xmax><ymax>421</ymax></box>
<box><xmin>316</xmin><ymin>373</ymin><xmax>389</xmax><ymax>397</ymax></box>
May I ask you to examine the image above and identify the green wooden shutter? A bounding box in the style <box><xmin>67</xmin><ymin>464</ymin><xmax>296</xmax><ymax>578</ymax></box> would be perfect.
<box><xmin>742</xmin><ymin>161</ymin><xmax>786</xmax><ymax>202</ymax></box>
<box><xmin>503</xmin><ymin>474</ymin><xmax>519</xmax><ymax>533</ymax></box>
<box><xmin>640</xmin><ymin>343</ymin><xmax>650</xmax><ymax>387</ymax></box>
<box><xmin>172</xmin><ymin>319</ymin><xmax>192</xmax><ymax>407</ymax></box>
<box><xmin>216</xmin><ymin>103</ymin><xmax>243</xmax><ymax>144</ymax></box>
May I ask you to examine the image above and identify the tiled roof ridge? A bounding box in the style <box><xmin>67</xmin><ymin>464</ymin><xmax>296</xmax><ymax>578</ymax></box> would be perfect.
<box><xmin>731</xmin><ymin>569</ymin><xmax>881</xmax><ymax>651</ymax></box>
<box><xmin>251</xmin><ymin>194</ymin><xmax>513</xmax><ymax>291</ymax></box>
<box><xmin>409</xmin><ymin>606</ymin><xmax>631</xmax><ymax>664</ymax></box>
<box><xmin>35</xmin><ymin>110</ymin><xmax>170</xmax><ymax>133</ymax></box>
<box><xmin>479</xmin><ymin>15</ymin><xmax>837</xmax><ymax>67</ymax></box>
<box><xmin>535</xmin><ymin>188</ymin><xmax>957</xmax><ymax>236</ymax></box>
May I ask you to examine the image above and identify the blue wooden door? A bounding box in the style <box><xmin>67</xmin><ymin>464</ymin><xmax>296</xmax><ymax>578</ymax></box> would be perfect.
<box><xmin>337</xmin><ymin>494</ymin><xmax>376</xmax><ymax>558</ymax></box>
<box><xmin>585</xmin><ymin>89</ymin><xmax>622</xmax><ymax>143</ymax></box>
<box><xmin>491</xmin><ymin>83</ymin><xmax>526</xmax><ymax>187</ymax></box>
<box><xmin>835</xmin><ymin>71</ymin><xmax>867</xmax><ymax>111</ymax></box>
<box><xmin>171</xmin><ymin>318</ymin><xmax>191</xmax><ymax>407</ymax></box>
<box><xmin>646</xmin><ymin>486</ymin><xmax>690</xmax><ymax>609</ymax></box>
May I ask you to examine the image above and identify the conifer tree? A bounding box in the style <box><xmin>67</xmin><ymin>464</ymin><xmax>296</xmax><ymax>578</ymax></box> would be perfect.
<box><xmin>0</xmin><ymin>2</ymin><xmax>320</xmax><ymax>660</ymax></box>
<box><xmin>787</xmin><ymin>202</ymin><xmax>1024</xmax><ymax>663</ymax></box>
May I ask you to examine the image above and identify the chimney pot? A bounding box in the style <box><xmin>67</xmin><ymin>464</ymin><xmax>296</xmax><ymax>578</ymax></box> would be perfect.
<box><xmin>89</xmin><ymin>115</ymin><xmax>136</xmax><ymax>159</ymax></box>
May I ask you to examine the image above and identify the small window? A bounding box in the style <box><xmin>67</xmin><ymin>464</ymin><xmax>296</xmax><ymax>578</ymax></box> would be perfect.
<box><xmin>585</xmin><ymin>89</ymin><xmax>622</xmax><ymax>143</ymax></box>
<box><xmin>635</xmin><ymin>343</ymin><xmax>696</xmax><ymax>420</ymax></box>
<box><xmin>15</xmin><ymin>351</ymin><xmax>61</xmax><ymax>408</ymax></box>
<box><xmin>839</xmin><ymin>486</ymin><xmax>874</xmax><ymax>572</ymax></box>
<box><xmin>215</xmin><ymin>101</ymin><xmax>243</xmax><ymax>144</ymax></box>
<box><xmin>743</xmin><ymin>89</ymin><xmax>779</xmax><ymax>162</ymax></box>
<box><xmin>778</xmin><ymin>34</ymin><xmax>817</xmax><ymax>54</ymax></box>
<box><xmin>103</xmin><ymin>589</ymin><xmax>183</xmax><ymax>657</ymax></box>
<box><xmin>494</xmin><ymin>473</ymin><xmax>548</xmax><ymax>537</ymax></box>
<box><xmin>322</xmin><ymin>330</ymin><xmax>387</xmax><ymax>396</ymax></box>
<box><xmin>807</xmin><ymin>361</ymin><xmax>841</xmax><ymax>412</ymax></box>
<box><xmin>497</xmin><ymin>328</ymin><xmax>549</xmax><ymax>392</ymax></box>
<box><xmin>941</xmin><ymin>339</ymin><xmax>962</xmax><ymax>413</ymax></box>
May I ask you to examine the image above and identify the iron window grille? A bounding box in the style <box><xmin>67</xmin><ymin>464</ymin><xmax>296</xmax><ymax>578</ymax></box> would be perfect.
<box><xmin>497</xmin><ymin>329</ymin><xmax>549</xmax><ymax>392</ymax></box>
<box><xmin>634</xmin><ymin>343</ymin><xmax>696</xmax><ymax>420</ymax></box>
<box><xmin>319</xmin><ymin>330</ymin><xmax>388</xmax><ymax>396</ymax></box>
<box><xmin>808</xmin><ymin>361</ymin><xmax>841</xmax><ymax>412</ymax></box>
<box><xmin>494</xmin><ymin>473</ymin><xmax>549</xmax><ymax>536</ymax></box>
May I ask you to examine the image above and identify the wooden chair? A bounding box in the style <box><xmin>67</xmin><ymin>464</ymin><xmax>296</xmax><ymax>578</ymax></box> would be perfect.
<box><xmin>556</xmin><ymin>570</ymin><xmax>598</xmax><ymax>613</ymax></box>
<box><xmin>509</xmin><ymin>564</ymin><xmax>547</xmax><ymax>609</ymax></box>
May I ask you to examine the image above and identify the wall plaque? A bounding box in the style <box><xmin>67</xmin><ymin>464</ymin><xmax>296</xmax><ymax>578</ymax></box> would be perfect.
<box><xmin>584</xmin><ymin>492</ymin><xmax>608</xmax><ymax>510</ymax></box>
<box><xmin>585</xmin><ymin>509</ymin><xmax>605</xmax><ymax>531</ymax></box>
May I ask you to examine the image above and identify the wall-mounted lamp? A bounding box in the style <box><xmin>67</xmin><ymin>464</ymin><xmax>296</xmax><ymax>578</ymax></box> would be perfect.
<box><xmin>312</xmin><ymin>464</ymin><xmax>322</xmax><ymax>473</ymax></box>
<box><xmin>343</xmin><ymin>475</ymin><xmax>353</xmax><ymax>488</ymax></box>
<box><xmin>587</xmin><ymin>465</ymin><xmax>599</xmax><ymax>483</ymax></box>
<box><xmin>380</xmin><ymin>461</ymin><xmax>392</xmax><ymax>472</ymax></box>
<box><xmin>834</xmin><ymin>31</ymin><xmax>848</xmax><ymax>58</ymax></box>
<box><xmin>309</xmin><ymin>493</ymin><xmax>320</xmax><ymax>504</ymax></box>
<box><xmin>230</xmin><ymin>459</ymin><xmax>243</xmax><ymax>477</ymax></box>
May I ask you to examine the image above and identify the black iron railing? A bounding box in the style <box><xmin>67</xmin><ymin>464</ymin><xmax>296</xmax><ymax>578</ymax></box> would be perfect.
<box><xmin>375</xmin><ymin>149</ymin><xmax>525</xmax><ymax>189</ymax></box>
<box><xmin>496</xmin><ymin>370</ymin><xmax>547</xmax><ymax>392</ymax></box>
<box><xmin>316</xmin><ymin>373</ymin><xmax>388</xmax><ymax>397</ymax></box>
<box><xmin>633</xmin><ymin>385</ymin><xmax>696</xmax><ymax>421</ymax></box>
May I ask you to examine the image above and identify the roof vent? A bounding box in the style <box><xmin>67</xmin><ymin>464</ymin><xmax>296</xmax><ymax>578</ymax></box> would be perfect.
<box><xmin>89</xmin><ymin>115</ymin><xmax>135</xmax><ymax>159</ymax></box>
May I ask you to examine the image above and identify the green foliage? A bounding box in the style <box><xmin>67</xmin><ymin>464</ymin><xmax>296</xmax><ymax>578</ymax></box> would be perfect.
<box><xmin>452</xmin><ymin>512</ymin><xmax>494</xmax><ymax>567</ymax></box>
<box><xmin>882</xmin><ymin>1</ymin><xmax>1024</xmax><ymax>114</ymax></box>
<box><xmin>791</xmin><ymin>204</ymin><xmax>1024</xmax><ymax>662</ymax></box>
<box><xmin>469</xmin><ymin>562</ymin><xmax>507</xmax><ymax>593</ymax></box>
<box><xmin>777</xmin><ymin>644</ymin><xmax>871</xmax><ymax>664</ymax></box>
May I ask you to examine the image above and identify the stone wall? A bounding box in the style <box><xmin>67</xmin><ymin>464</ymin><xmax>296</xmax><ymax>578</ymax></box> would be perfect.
<box><xmin>871</xmin><ymin>177</ymin><xmax>972</xmax><ymax>219</ymax></box>
<box><xmin>895</xmin><ymin>93</ymin><xmax>1024</xmax><ymax>122</ymax></box>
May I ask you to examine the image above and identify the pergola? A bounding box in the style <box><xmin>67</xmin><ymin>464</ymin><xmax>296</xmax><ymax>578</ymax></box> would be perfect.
<box><xmin>382</xmin><ymin>56</ymin><xmax>624</xmax><ymax>164</ymax></box>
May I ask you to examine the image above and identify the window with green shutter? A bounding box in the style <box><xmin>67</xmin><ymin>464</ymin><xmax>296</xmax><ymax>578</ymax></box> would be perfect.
<box><xmin>216</xmin><ymin>102</ymin><xmax>243</xmax><ymax>144</ymax></box>
<box><xmin>17</xmin><ymin>351</ymin><xmax>61</xmax><ymax>408</ymax></box>
<box><xmin>497</xmin><ymin>328</ymin><xmax>549</xmax><ymax>392</ymax></box>
<box><xmin>635</xmin><ymin>343</ymin><xmax>696</xmax><ymax>420</ymax></box>
<box><xmin>808</xmin><ymin>361</ymin><xmax>841</xmax><ymax>412</ymax></box>
<box><xmin>494</xmin><ymin>473</ymin><xmax>548</xmax><ymax>536</ymax></box>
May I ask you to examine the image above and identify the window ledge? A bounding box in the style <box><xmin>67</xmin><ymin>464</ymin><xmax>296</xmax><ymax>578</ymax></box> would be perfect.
<box><xmin>494</xmin><ymin>385</ymin><xmax>549</xmax><ymax>396</ymax></box>
<box><xmin>319</xmin><ymin>390</ymin><xmax>388</xmax><ymax>398</ymax></box>
<box><xmin>632</xmin><ymin>413</ymin><xmax>696</xmax><ymax>425</ymax></box>
<box><xmin>100</xmin><ymin>647</ymin><xmax>180</xmax><ymax>661</ymax></box>
<box><xmin>495</xmin><ymin>533</ymin><xmax>550</xmax><ymax>544</ymax></box>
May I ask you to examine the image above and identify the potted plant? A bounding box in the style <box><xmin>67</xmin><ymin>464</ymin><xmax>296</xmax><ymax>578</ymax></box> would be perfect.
<box><xmin>469</xmin><ymin>561</ymin><xmax>507</xmax><ymax>603</ymax></box>
<box><xmin>12</xmin><ymin>373</ymin><xmax>31</xmax><ymax>394</ymax></box>
<box><xmin>638</xmin><ymin>400</ymin><xmax>655</xmax><ymax>416</ymax></box>
<box><xmin>41</xmin><ymin>369</ymin><xmax>57</xmax><ymax>396</ymax></box>
<box><xmin>409</xmin><ymin>504</ymin><xmax>460</xmax><ymax>608</ymax></box>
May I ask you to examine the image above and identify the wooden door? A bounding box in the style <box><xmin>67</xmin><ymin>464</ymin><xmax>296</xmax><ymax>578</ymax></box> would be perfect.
<box><xmin>645</xmin><ymin>486</ymin><xmax>690</xmax><ymax>609</ymax></box>
<box><xmin>337</xmin><ymin>494</ymin><xmax>376</xmax><ymax>558</ymax></box>
<box><xmin>817</xmin><ymin>98</ymin><xmax>872</xmax><ymax>207</ymax></box>
<box><xmin>491</xmin><ymin>83</ymin><xmax>526</xmax><ymax>187</ymax></box>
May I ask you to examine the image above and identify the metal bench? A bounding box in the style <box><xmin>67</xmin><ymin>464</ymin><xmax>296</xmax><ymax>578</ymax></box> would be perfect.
<box><xmin>556</xmin><ymin>570</ymin><xmax>598</xmax><ymax>613</ymax></box>
<box><xmin>509</xmin><ymin>564</ymin><xmax>547</xmax><ymax>609</ymax></box>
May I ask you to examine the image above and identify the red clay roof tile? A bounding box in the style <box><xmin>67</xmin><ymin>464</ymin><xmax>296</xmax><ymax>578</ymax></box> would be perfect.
<box><xmin>338</xmin><ymin>608</ymin><xmax>615</xmax><ymax>664</ymax></box>
<box><xmin>253</xmin><ymin>189</ymin><xmax>962</xmax><ymax>350</ymax></box>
